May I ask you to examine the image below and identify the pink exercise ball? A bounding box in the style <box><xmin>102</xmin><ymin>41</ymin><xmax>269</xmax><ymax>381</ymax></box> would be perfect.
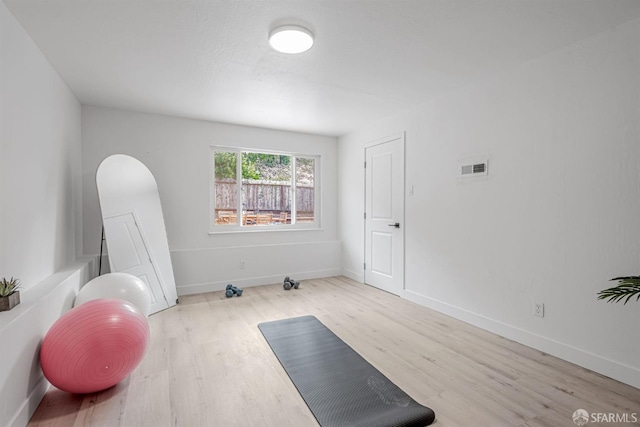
<box><xmin>40</xmin><ymin>298</ymin><xmax>150</xmax><ymax>394</ymax></box>
<box><xmin>75</xmin><ymin>272</ymin><xmax>151</xmax><ymax>316</ymax></box>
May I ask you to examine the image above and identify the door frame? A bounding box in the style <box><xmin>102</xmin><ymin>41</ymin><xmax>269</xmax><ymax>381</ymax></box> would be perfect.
<box><xmin>363</xmin><ymin>132</ymin><xmax>406</xmax><ymax>295</ymax></box>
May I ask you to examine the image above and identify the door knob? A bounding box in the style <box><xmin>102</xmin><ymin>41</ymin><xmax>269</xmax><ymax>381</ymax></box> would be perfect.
<box><xmin>388</xmin><ymin>223</ymin><xmax>400</xmax><ymax>228</ymax></box>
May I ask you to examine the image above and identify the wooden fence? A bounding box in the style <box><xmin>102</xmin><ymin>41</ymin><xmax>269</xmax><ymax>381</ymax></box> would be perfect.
<box><xmin>215</xmin><ymin>180</ymin><xmax>314</xmax><ymax>212</ymax></box>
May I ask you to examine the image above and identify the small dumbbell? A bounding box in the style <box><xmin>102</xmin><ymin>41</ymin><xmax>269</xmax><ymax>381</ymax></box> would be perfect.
<box><xmin>283</xmin><ymin>277</ymin><xmax>300</xmax><ymax>290</ymax></box>
<box><xmin>225</xmin><ymin>284</ymin><xmax>234</xmax><ymax>297</ymax></box>
<box><xmin>225</xmin><ymin>284</ymin><xmax>243</xmax><ymax>297</ymax></box>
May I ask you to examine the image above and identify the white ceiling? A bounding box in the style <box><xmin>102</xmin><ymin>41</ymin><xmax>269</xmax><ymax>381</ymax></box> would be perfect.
<box><xmin>5</xmin><ymin>0</ymin><xmax>640</xmax><ymax>137</ymax></box>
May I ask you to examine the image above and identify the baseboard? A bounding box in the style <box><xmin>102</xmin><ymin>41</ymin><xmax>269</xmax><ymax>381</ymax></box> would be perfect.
<box><xmin>8</xmin><ymin>377</ymin><xmax>49</xmax><ymax>427</ymax></box>
<box><xmin>176</xmin><ymin>268</ymin><xmax>343</xmax><ymax>296</ymax></box>
<box><xmin>403</xmin><ymin>289</ymin><xmax>640</xmax><ymax>390</ymax></box>
<box><xmin>341</xmin><ymin>268</ymin><xmax>364</xmax><ymax>283</ymax></box>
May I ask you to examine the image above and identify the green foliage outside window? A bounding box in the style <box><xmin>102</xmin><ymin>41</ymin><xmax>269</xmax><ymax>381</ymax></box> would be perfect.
<box><xmin>214</xmin><ymin>152</ymin><xmax>236</xmax><ymax>179</ymax></box>
<box><xmin>215</xmin><ymin>151</ymin><xmax>295</xmax><ymax>181</ymax></box>
<box><xmin>214</xmin><ymin>151</ymin><xmax>261</xmax><ymax>180</ymax></box>
<box><xmin>243</xmin><ymin>153</ymin><xmax>290</xmax><ymax>167</ymax></box>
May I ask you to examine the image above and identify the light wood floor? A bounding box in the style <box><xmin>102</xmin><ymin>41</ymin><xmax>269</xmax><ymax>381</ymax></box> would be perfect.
<box><xmin>28</xmin><ymin>276</ymin><xmax>639</xmax><ymax>427</ymax></box>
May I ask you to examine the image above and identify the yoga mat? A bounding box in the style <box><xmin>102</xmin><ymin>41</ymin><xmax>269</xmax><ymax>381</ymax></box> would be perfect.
<box><xmin>258</xmin><ymin>315</ymin><xmax>436</xmax><ymax>427</ymax></box>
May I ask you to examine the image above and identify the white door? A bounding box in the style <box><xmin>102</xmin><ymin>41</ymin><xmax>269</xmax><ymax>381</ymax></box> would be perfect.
<box><xmin>364</xmin><ymin>134</ymin><xmax>405</xmax><ymax>295</ymax></box>
<box><xmin>103</xmin><ymin>212</ymin><xmax>170</xmax><ymax>314</ymax></box>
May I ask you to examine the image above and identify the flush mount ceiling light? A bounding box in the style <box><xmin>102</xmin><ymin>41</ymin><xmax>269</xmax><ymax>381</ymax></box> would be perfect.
<box><xmin>268</xmin><ymin>25</ymin><xmax>314</xmax><ymax>54</ymax></box>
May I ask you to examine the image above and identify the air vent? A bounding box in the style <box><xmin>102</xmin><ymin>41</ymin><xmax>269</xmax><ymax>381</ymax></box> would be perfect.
<box><xmin>459</xmin><ymin>160</ymin><xmax>488</xmax><ymax>177</ymax></box>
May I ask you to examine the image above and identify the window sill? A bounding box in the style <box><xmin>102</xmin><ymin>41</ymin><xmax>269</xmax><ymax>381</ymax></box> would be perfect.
<box><xmin>208</xmin><ymin>226</ymin><xmax>323</xmax><ymax>235</ymax></box>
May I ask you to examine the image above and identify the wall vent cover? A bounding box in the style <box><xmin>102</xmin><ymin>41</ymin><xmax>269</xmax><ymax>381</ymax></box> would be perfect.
<box><xmin>460</xmin><ymin>160</ymin><xmax>488</xmax><ymax>177</ymax></box>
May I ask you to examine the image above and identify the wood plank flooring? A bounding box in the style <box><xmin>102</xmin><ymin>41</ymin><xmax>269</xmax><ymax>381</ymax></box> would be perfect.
<box><xmin>28</xmin><ymin>276</ymin><xmax>640</xmax><ymax>426</ymax></box>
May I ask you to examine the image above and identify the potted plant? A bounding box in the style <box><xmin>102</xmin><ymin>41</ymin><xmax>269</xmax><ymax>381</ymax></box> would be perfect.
<box><xmin>0</xmin><ymin>277</ymin><xmax>21</xmax><ymax>311</ymax></box>
<box><xmin>598</xmin><ymin>276</ymin><xmax>640</xmax><ymax>305</ymax></box>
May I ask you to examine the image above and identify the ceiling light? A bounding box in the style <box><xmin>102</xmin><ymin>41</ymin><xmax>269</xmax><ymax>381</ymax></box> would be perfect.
<box><xmin>269</xmin><ymin>25</ymin><xmax>314</xmax><ymax>54</ymax></box>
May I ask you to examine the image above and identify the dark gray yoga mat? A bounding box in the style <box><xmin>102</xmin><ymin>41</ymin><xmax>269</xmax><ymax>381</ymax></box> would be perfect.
<box><xmin>258</xmin><ymin>315</ymin><xmax>435</xmax><ymax>427</ymax></box>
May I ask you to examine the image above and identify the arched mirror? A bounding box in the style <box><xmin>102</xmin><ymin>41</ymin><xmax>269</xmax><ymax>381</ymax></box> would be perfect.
<box><xmin>96</xmin><ymin>154</ymin><xmax>178</xmax><ymax>314</ymax></box>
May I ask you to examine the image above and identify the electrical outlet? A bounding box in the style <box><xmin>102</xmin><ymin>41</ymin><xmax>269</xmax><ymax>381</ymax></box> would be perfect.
<box><xmin>534</xmin><ymin>302</ymin><xmax>545</xmax><ymax>318</ymax></box>
<box><xmin>239</xmin><ymin>260</ymin><xmax>245</xmax><ymax>269</ymax></box>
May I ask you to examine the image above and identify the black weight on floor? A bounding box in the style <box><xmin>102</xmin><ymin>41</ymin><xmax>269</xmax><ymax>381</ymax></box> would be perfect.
<box><xmin>258</xmin><ymin>315</ymin><xmax>435</xmax><ymax>427</ymax></box>
<box><xmin>225</xmin><ymin>283</ymin><xmax>243</xmax><ymax>297</ymax></box>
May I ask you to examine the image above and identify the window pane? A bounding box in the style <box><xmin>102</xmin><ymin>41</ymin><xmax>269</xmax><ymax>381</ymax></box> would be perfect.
<box><xmin>296</xmin><ymin>157</ymin><xmax>315</xmax><ymax>223</ymax></box>
<box><xmin>242</xmin><ymin>153</ymin><xmax>291</xmax><ymax>226</ymax></box>
<box><xmin>214</xmin><ymin>151</ymin><xmax>237</xmax><ymax>225</ymax></box>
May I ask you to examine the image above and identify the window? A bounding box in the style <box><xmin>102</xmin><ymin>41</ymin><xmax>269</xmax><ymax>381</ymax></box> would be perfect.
<box><xmin>211</xmin><ymin>148</ymin><xmax>319</xmax><ymax>231</ymax></box>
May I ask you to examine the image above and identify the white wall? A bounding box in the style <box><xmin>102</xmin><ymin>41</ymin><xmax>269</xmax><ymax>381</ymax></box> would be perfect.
<box><xmin>339</xmin><ymin>18</ymin><xmax>640</xmax><ymax>388</ymax></box>
<box><xmin>0</xmin><ymin>3</ymin><xmax>88</xmax><ymax>426</ymax></box>
<box><xmin>0</xmin><ymin>3</ymin><xmax>82</xmax><ymax>286</ymax></box>
<box><xmin>82</xmin><ymin>107</ymin><xmax>340</xmax><ymax>295</ymax></box>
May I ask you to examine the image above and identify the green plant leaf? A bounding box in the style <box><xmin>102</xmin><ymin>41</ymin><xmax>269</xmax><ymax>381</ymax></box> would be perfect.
<box><xmin>598</xmin><ymin>278</ymin><xmax>640</xmax><ymax>304</ymax></box>
<box><xmin>0</xmin><ymin>277</ymin><xmax>20</xmax><ymax>297</ymax></box>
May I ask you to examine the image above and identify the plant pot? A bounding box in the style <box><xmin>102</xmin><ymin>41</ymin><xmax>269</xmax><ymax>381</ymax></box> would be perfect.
<box><xmin>0</xmin><ymin>291</ymin><xmax>20</xmax><ymax>312</ymax></box>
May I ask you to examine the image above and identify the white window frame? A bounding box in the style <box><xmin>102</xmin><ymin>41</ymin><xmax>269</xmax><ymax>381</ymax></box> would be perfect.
<box><xmin>209</xmin><ymin>146</ymin><xmax>321</xmax><ymax>233</ymax></box>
